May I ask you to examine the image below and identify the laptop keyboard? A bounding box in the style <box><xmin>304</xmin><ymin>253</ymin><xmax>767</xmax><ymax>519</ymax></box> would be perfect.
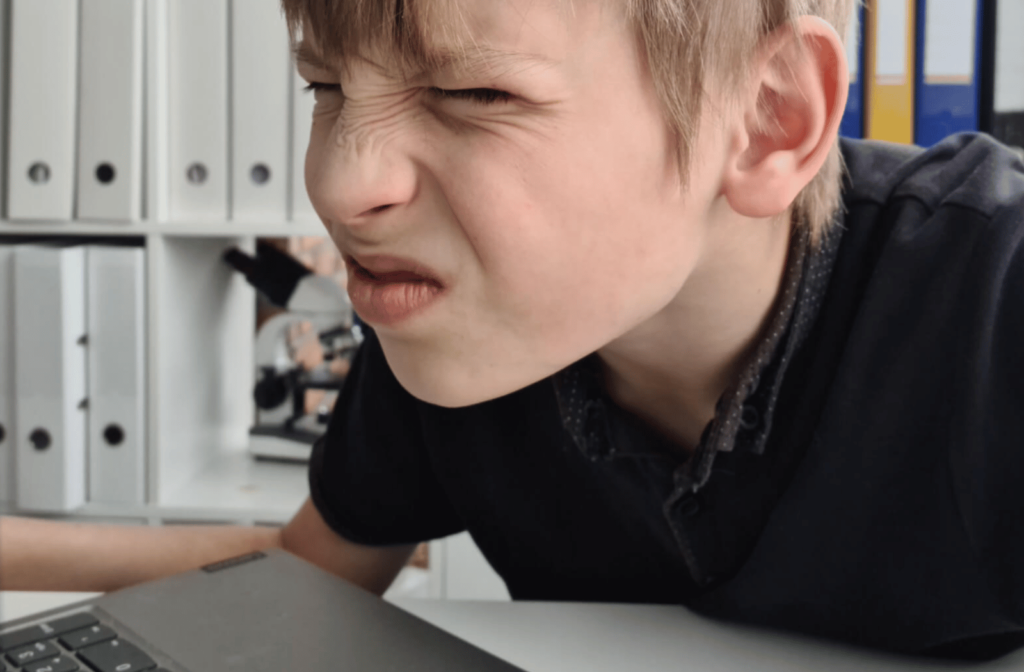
<box><xmin>0</xmin><ymin>611</ymin><xmax>172</xmax><ymax>672</ymax></box>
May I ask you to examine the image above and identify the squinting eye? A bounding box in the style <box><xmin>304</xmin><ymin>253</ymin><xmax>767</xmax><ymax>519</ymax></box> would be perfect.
<box><xmin>303</xmin><ymin>81</ymin><xmax>342</xmax><ymax>95</ymax></box>
<box><xmin>429</xmin><ymin>87</ymin><xmax>512</xmax><ymax>105</ymax></box>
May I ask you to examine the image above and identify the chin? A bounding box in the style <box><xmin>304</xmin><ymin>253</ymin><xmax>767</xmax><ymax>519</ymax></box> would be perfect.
<box><xmin>398</xmin><ymin>377</ymin><xmax>495</xmax><ymax>409</ymax></box>
<box><xmin>380</xmin><ymin>338</ymin><xmax>554</xmax><ymax>409</ymax></box>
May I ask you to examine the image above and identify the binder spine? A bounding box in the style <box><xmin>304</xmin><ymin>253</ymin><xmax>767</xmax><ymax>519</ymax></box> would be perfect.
<box><xmin>76</xmin><ymin>0</ymin><xmax>145</xmax><ymax>221</ymax></box>
<box><xmin>230</xmin><ymin>0</ymin><xmax>291</xmax><ymax>222</ymax></box>
<box><xmin>840</xmin><ymin>1</ymin><xmax>866</xmax><ymax>139</ymax></box>
<box><xmin>989</xmin><ymin>0</ymin><xmax>1024</xmax><ymax>151</ymax></box>
<box><xmin>0</xmin><ymin>0</ymin><xmax>9</xmax><ymax>219</ymax></box>
<box><xmin>6</xmin><ymin>0</ymin><xmax>80</xmax><ymax>220</ymax></box>
<box><xmin>0</xmin><ymin>246</ymin><xmax>14</xmax><ymax>504</ymax></box>
<box><xmin>167</xmin><ymin>0</ymin><xmax>229</xmax><ymax>221</ymax></box>
<box><xmin>87</xmin><ymin>246</ymin><xmax>147</xmax><ymax>505</ymax></box>
<box><xmin>13</xmin><ymin>246</ymin><xmax>88</xmax><ymax>512</ymax></box>
<box><xmin>914</xmin><ymin>0</ymin><xmax>983</xmax><ymax>147</ymax></box>
<box><xmin>866</xmin><ymin>0</ymin><xmax>917</xmax><ymax>143</ymax></box>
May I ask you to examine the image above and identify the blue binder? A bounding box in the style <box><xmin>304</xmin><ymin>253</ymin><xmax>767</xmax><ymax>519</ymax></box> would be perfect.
<box><xmin>914</xmin><ymin>0</ymin><xmax>984</xmax><ymax>147</ymax></box>
<box><xmin>839</xmin><ymin>2</ymin><xmax>866</xmax><ymax>139</ymax></box>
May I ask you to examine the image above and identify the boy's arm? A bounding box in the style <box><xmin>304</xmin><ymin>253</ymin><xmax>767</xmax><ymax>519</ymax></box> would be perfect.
<box><xmin>0</xmin><ymin>497</ymin><xmax>414</xmax><ymax>596</ymax></box>
<box><xmin>0</xmin><ymin>515</ymin><xmax>281</xmax><ymax>592</ymax></box>
<box><xmin>281</xmin><ymin>497</ymin><xmax>416</xmax><ymax>596</ymax></box>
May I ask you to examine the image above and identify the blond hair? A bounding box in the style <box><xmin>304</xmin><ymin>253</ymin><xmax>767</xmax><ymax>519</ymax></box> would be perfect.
<box><xmin>282</xmin><ymin>0</ymin><xmax>856</xmax><ymax>243</ymax></box>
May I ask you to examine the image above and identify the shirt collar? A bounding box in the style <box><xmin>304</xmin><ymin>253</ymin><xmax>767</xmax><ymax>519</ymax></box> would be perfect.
<box><xmin>552</xmin><ymin>220</ymin><xmax>844</xmax><ymax>484</ymax></box>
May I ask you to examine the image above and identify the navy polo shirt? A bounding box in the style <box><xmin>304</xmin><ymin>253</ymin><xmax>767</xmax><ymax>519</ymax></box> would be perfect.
<box><xmin>309</xmin><ymin>133</ymin><xmax>1024</xmax><ymax>660</ymax></box>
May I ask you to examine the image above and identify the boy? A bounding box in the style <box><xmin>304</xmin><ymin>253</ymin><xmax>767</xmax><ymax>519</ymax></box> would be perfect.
<box><xmin>3</xmin><ymin>0</ymin><xmax>1023</xmax><ymax>661</ymax></box>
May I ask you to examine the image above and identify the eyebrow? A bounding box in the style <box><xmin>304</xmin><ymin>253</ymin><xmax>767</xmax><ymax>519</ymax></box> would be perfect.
<box><xmin>424</xmin><ymin>46</ymin><xmax>555</xmax><ymax>75</ymax></box>
<box><xmin>292</xmin><ymin>41</ymin><xmax>332</xmax><ymax>71</ymax></box>
<box><xmin>292</xmin><ymin>40</ymin><xmax>554</xmax><ymax>79</ymax></box>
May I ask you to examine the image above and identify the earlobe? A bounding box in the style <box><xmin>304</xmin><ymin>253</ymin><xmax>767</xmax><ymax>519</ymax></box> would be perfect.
<box><xmin>723</xmin><ymin>16</ymin><xmax>849</xmax><ymax>219</ymax></box>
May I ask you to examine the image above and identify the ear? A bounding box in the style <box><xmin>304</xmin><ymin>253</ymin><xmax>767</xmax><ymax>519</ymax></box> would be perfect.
<box><xmin>721</xmin><ymin>16</ymin><xmax>849</xmax><ymax>219</ymax></box>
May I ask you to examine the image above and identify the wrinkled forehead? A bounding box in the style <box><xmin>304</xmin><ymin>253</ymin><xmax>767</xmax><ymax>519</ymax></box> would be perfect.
<box><xmin>284</xmin><ymin>0</ymin><xmax>593</xmax><ymax>76</ymax></box>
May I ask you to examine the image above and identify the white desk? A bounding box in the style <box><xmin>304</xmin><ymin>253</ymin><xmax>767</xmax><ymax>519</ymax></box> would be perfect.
<box><xmin>393</xmin><ymin>599</ymin><xmax>1024</xmax><ymax>672</ymax></box>
<box><xmin>1</xmin><ymin>592</ymin><xmax>102</xmax><ymax>623</ymax></box>
<box><xmin>4</xmin><ymin>592</ymin><xmax>1023</xmax><ymax>671</ymax></box>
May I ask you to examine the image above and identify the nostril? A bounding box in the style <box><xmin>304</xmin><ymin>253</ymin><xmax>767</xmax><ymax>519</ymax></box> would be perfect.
<box><xmin>368</xmin><ymin>203</ymin><xmax>393</xmax><ymax>215</ymax></box>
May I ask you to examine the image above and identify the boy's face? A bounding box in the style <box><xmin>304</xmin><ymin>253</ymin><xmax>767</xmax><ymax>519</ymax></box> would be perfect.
<box><xmin>301</xmin><ymin>0</ymin><xmax>728</xmax><ymax>406</ymax></box>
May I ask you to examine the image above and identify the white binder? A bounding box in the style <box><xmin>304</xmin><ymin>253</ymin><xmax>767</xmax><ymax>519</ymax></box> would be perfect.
<box><xmin>167</xmin><ymin>0</ymin><xmax>229</xmax><ymax>221</ymax></box>
<box><xmin>0</xmin><ymin>246</ymin><xmax>15</xmax><ymax>504</ymax></box>
<box><xmin>290</xmin><ymin>64</ymin><xmax>319</xmax><ymax>221</ymax></box>
<box><xmin>231</xmin><ymin>0</ymin><xmax>291</xmax><ymax>222</ymax></box>
<box><xmin>13</xmin><ymin>244</ymin><xmax>88</xmax><ymax>512</ymax></box>
<box><xmin>86</xmin><ymin>246</ymin><xmax>147</xmax><ymax>505</ymax></box>
<box><xmin>0</xmin><ymin>0</ymin><xmax>10</xmax><ymax>219</ymax></box>
<box><xmin>76</xmin><ymin>0</ymin><xmax>145</xmax><ymax>222</ymax></box>
<box><xmin>6</xmin><ymin>0</ymin><xmax>80</xmax><ymax>221</ymax></box>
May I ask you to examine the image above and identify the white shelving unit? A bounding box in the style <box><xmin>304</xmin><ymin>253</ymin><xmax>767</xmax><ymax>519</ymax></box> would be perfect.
<box><xmin>0</xmin><ymin>229</ymin><xmax>320</xmax><ymax>528</ymax></box>
<box><xmin>0</xmin><ymin>0</ymin><xmax>323</xmax><ymax>527</ymax></box>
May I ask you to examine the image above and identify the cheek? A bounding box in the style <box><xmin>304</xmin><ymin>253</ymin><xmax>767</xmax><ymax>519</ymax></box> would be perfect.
<box><xmin>465</xmin><ymin>117</ymin><xmax>686</xmax><ymax>278</ymax></box>
<box><xmin>438</xmin><ymin>123</ymin><xmax>696</xmax><ymax>357</ymax></box>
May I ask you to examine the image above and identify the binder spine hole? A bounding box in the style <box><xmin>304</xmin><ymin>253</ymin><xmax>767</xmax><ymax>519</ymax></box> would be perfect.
<box><xmin>250</xmin><ymin>164</ymin><xmax>272</xmax><ymax>185</ymax></box>
<box><xmin>95</xmin><ymin>163</ymin><xmax>117</xmax><ymax>185</ymax></box>
<box><xmin>27</xmin><ymin>163</ymin><xmax>51</xmax><ymax>184</ymax></box>
<box><xmin>187</xmin><ymin>163</ymin><xmax>209</xmax><ymax>185</ymax></box>
<box><xmin>0</xmin><ymin>424</ymin><xmax>5</xmax><ymax>444</ymax></box>
<box><xmin>29</xmin><ymin>429</ymin><xmax>52</xmax><ymax>452</ymax></box>
<box><xmin>103</xmin><ymin>424</ymin><xmax>126</xmax><ymax>447</ymax></box>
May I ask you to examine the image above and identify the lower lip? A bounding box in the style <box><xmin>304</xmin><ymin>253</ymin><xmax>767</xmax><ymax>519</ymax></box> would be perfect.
<box><xmin>346</xmin><ymin>269</ymin><xmax>445</xmax><ymax>327</ymax></box>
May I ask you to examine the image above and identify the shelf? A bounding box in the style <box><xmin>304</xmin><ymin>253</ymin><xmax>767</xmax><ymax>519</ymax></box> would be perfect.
<box><xmin>155</xmin><ymin>447</ymin><xmax>309</xmax><ymax>524</ymax></box>
<box><xmin>0</xmin><ymin>220</ymin><xmax>326</xmax><ymax>238</ymax></box>
<box><xmin>157</xmin><ymin>221</ymin><xmax>325</xmax><ymax>237</ymax></box>
<box><xmin>16</xmin><ymin>450</ymin><xmax>307</xmax><ymax>525</ymax></box>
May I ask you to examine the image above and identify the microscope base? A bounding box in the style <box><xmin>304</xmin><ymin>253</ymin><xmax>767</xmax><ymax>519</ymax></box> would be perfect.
<box><xmin>248</xmin><ymin>428</ymin><xmax>319</xmax><ymax>463</ymax></box>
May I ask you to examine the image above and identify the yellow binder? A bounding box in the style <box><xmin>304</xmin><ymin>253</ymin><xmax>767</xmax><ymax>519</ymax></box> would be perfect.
<box><xmin>864</xmin><ymin>0</ymin><xmax>917</xmax><ymax>143</ymax></box>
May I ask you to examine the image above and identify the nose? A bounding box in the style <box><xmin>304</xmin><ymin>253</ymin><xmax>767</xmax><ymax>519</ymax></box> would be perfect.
<box><xmin>305</xmin><ymin>113</ymin><xmax>418</xmax><ymax>226</ymax></box>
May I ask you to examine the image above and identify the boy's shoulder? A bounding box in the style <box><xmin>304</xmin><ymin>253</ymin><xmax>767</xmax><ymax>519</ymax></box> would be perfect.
<box><xmin>834</xmin><ymin>132</ymin><xmax>1024</xmax><ymax>310</ymax></box>
<box><xmin>841</xmin><ymin>132</ymin><xmax>1024</xmax><ymax>222</ymax></box>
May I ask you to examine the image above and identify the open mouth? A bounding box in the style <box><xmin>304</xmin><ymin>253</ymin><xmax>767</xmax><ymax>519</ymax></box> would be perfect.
<box><xmin>354</xmin><ymin>265</ymin><xmax>435</xmax><ymax>285</ymax></box>
<box><xmin>347</xmin><ymin>255</ymin><xmax>444</xmax><ymax>288</ymax></box>
<box><xmin>345</xmin><ymin>254</ymin><xmax>446</xmax><ymax>326</ymax></box>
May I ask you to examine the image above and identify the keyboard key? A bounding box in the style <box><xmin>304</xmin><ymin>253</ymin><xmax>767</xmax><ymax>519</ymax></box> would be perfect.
<box><xmin>6</xmin><ymin>641</ymin><xmax>60</xmax><ymax>667</ymax></box>
<box><xmin>23</xmin><ymin>656</ymin><xmax>79</xmax><ymax>672</ymax></box>
<box><xmin>0</xmin><ymin>614</ymin><xmax>98</xmax><ymax>652</ymax></box>
<box><xmin>40</xmin><ymin>614</ymin><xmax>99</xmax><ymax>641</ymax></box>
<box><xmin>58</xmin><ymin>625</ymin><xmax>116</xmax><ymax>651</ymax></box>
<box><xmin>77</xmin><ymin>639</ymin><xmax>155</xmax><ymax>672</ymax></box>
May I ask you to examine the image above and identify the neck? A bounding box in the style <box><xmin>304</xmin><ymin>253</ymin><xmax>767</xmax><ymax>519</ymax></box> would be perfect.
<box><xmin>598</xmin><ymin>207</ymin><xmax>794</xmax><ymax>454</ymax></box>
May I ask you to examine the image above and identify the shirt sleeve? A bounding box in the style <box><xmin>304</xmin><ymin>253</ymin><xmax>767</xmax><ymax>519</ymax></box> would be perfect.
<box><xmin>308</xmin><ymin>328</ymin><xmax>466</xmax><ymax>546</ymax></box>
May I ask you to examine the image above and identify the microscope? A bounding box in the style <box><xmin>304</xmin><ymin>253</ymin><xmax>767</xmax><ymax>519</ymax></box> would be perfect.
<box><xmin>224</xmin><ymin>242</ymin><xmax>362</xmax><ymax>462</ymax></box>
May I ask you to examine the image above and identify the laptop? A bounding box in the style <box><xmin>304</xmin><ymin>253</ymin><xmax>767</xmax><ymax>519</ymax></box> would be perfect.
<box><xmin>0</xmin><ymin>548</ymin><xmax>525</xmax><ymax>672</ymax></box>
